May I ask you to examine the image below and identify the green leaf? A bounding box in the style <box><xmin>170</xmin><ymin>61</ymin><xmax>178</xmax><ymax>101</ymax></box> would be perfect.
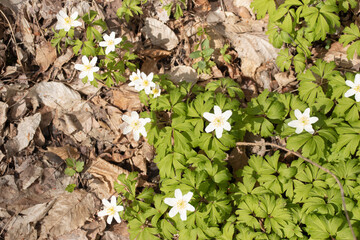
<box><xmin>189</xmin><ymin>51</ymin><xmax>201</xmax><ymax>59</ymax></box>
<box><xmin>65</xmin><ymin>184</ymin><xmax>76</xmax><ymax>192</ymax></box>
<box><xmin>75</xmin><ymin>161</ymin><xmax>84</xmax><ymax>173</ymax></box>
<box><xmin>65</xmin><ymin>167</ymin><xmax>76</xmax><ymax>176</ymax></box>
<box><xmin>251</xmin><ymin>0</ymin><xmax>276</xmax><ymax>19</ymax></box>
<box><xmin>276</xmin><ymin>49</ymin><xmax>292</xmax><ymax>71</ymax></box>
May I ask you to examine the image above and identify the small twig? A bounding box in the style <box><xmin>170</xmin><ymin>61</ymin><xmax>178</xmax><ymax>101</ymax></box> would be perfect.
<box><xmin>236</xmin><ymin>141</ymin><xmax>357</xmax><ymax>240</ymax></box>
<box><xmin>0</xmin><ymin>9</ymin><xmax>24</xmax><ymax>72</ymax></box>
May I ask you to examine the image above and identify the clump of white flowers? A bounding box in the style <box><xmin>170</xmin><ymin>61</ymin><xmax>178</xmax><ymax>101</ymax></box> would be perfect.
<box><xmin>55</xmin><ymin>10</ymin><xmax>82</xmax><ymax>32</ymax></box>
<box><xmin>164</xmin><ymin>189</ymin><xmax>195</xmax><ymax>221</ymax></box>
<box><xmin>99</xmin><ymin>32</ymin><xmax>122</xmax><ymax>55</ymax></box>
<box><xmin>203</xmin><ymin>106</ymin><xmax>232</xmax><ymax>138</ymax></box>
<box><xmin>98</xmin><ymin>196</ymin><xmax>124</xmax><ymax>225</ymax></box>
<box><xmin>288</xmin><ymin>108</ymin><xmax>318</xmax><ymax>134</ymax></box>
<box><xmin>120</xmin><ymin>111</ymin><xmax>151</xmax><ymax>141</ymax></box>
<box><xmin>74</xmin><ymin>56</ymin><xmax>99</xmax><ymax>82</ymax></box>
<box><xmin>128</xmin><ymin>70</ymin><xmax>161</xmax><ymax>97</ymax></box>
<box><xmin>344</xmin><ymin>73</ymin><xmax>360</xmax><ymax>102</ymax></box>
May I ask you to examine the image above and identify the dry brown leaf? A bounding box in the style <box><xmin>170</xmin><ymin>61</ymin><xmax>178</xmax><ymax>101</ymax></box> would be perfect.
<box><xmin>193</xmin><ymin>0</ymin><xmax>211</xmax><ymax>13</ymax></box>
<box><xmin>141</xmin><ymin>58</ymin><xmax>159</xmax><ymax>75</ymax></box>
<box><xmin>131</xmin><ymin>155</ymin><xmax>147</xmax><ymax>174</ymax></box>
<box><xmin>142</xmin><ymin>18</ymin><xmax>179</xmax><ymax>51</ymax></box>
<box><xmin>0</xmin><ymin>101</ymin><xmax>8</xmax><ymax>130</ymax></box>
<box><xmin>88</xmin><ymin>157</ymin><xmax>129</xmax><ymax>199</ymax></box>
<box><xmin>35</xmin><ymin>41</ymin><xmax>57</xmax><ymax>72</ymax></box>
<box><xmin>39</xmin><ymin>190</ymin><xmax>97</xmax><ymax>239</ymax></box>
<box><xmin>18</xmin><ymin>17</ymin><xmax>35</xmax><ymax>55</ymax></box>
<box><xmin>18</xmin><ymin>164</ymin><xmax>43</xmax><ymax>190</ymax></box>
<box><xmin>57</xmin><ymin>229</ymin><xmax>88</xmax><ymax>240</ymax></box>
<box><xmin>4</xmin><ymin>113</ymin><xmax>41</xmax><ymax>155</ymax></box>
<box><xmin>322</xmin><ymin>42</ymin><xmax>360</xmax><ymax>71</ymax></box>
<box><xmin>168</xmin><ymin>65</ymin><xmax>198</xmax><ymax>84</ymax></box>
<box><xmin>274</xmin><ymin>71</ymin><xmax>297</xmax><ymax>88</ymax></box>
<box><xmin>226</xmin><ymin>146</ymin><xmax>248</xmax><ymax>180</ymax></box>
<box><xmin>105</xmin><ymin>106</ymin><xmax>123</xmax><ymax>132</ymax></box>
<box><xmin>141</xmin><ymin>49</ymin><xmax>172</xmax><ymax>60</ymax></box>
<box><xmin>6</xmin><ymin>201</ymin><xmax>55</xmax><ymax>240</ymax></box>
<box><xmin>47</xmin><ymin>146</ymin><xmax>80</xmax><ymax>160</ymax></box>
<box><xmin>111</xmin><ymin>86</ymin><xmax>142</xmax><ymax>111</ymax></box>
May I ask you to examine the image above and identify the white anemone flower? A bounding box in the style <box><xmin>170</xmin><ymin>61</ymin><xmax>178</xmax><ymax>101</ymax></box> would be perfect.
<box><xmin>55</xmin><ymin>10</ymin><xmax>82</xmax><ymax>32</ymax></box>
<box><xmin>135</xmin><ymin>72</ymin><xmax>156</xmax><ymax>94</ymax></box>
<box><xmin>128</xmin><ymin>69</ymin><xmax>142</xmax><ymax>89</ymax></box>
<box><xmin>99</xmin><ymin>32</ymin><xmax>122</xmax><ymax>55</ymax></box>
<box><xmin>120</xmin><ymin>111</ymin><xmax>151</xmax><ymax>141</ymax></box>
<box><xmin>288</xmin><ymin>108</ymin><xmax>318</xmax><ymax>134</ymax></box>
<box><xmin>164</xmin><ymin>189</ymin><xmax>195</xmax><ymax>221</ymax></box>
<box><xmin>344</xmin><ymin>73</ymin><xmax>360</xmax><ymax>102</ymax></box>
<box><xmin>74</xmin><ymin>56</ymin><xmax>99</xmax><ymax>82</ymax></box>
<box><xmin>151</xmin><ymin>84</ymin><xmax>161</xmax><ymax>98</ymax></box>
<box><xmin>98</xmin><ymin>196</ymin><xmax>124</xmax><ymax>225</ymax></box>
<box><xmin>203</xmin><ymin>105</ymin><xmax>232</xmax><ymax>139</ymax></box>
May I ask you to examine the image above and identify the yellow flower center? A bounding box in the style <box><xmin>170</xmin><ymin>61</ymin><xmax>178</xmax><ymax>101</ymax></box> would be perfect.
<box><xmin>106</xmin><ymin>206</ymin><xmax>116</xmax><ymax>215</ymax></box>
<box><xmin>300</xmin><ymin>116</ymin><xmax>309</xmax><ymax>126</ymax></box>
<box><xmin>107</xmin><ymin>39</ymin><xmax>114</xmax><ymax>46</ymax></box>
<box><xmin>177</xmin><ymin>200</ymin><xmax>186</xmax><ymax>210</ymax></box>
<box><xmin>64</xmin><ymin>17</ymin><xmax>71</xmax><ymax>24</ymax></box>
<box><xmin>354</xmin><ymin>84</ymin><xmax>360</xmax><ymax>93</ymax></box>
<box><xmin>152</xmin><ymin>88</ymin><xmax>159</xmax><ymax>94</ymax></box>
<box><xmin>132</xmin><ymin>76</ymin><xmax>139</xmax><ymax>81</ymax></box>
<box><xmin>84</xmin><ymin>64</ymin><xmax>92</xmax><ymax>71</ymax></box>
<box><xmin>131</xmin><ymin>120</ymin><xmax>141</xmax><ymax>130</ymax></box>
<box><xmin>213</xmin><ymin>116</ymin><xmax>224</xmax><ymax>127</ymax></box>
<box><xmin>143</xmin><ymin>80</ymin><xmax>149</xmax><ymax>87</ymax></box>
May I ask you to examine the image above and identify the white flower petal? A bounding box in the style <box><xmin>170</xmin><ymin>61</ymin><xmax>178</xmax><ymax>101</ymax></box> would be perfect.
<box><xmin>139</xmin><ymin>127</ymin><xmax>147</xmax><ymax>138</ymax></box>
<box><xmin>107</xmin><ymin>214</ymin><xmax>114</xmax><ymax>225</ymax></box>
<box><xmin>355</xmin><ymin>92</ymin><xmax>360</xmax><ymax>102</ymax></box>
<box><xmin>114</xmin><ymin>38</ymin><xmax>122</xmax><ymax>45</ymax></box>
<box><xmin>169</xmin><ymin>207</ymin><xmax>178</xmax><ymax>218</ymax></box>
<box><xmin>223</xmin><ymin>122</ymin><xmax>231</xmax><ymax>131</ymax></box>
<box><xmin>70</xmin><ymin>11</ymin><xmax>78</xmax><ymax>20</ymax></box>
<box><xmin>175</xmin><ymin>189</ymin><xmax>182</xmax><ymax>199</ymax></box>
<box><xmin>222</xmin><ymin>110</ymin><xmax>232</xmax><ymax>120</ymax></box>
<box><xmin>133</xmin><ymin>131</ymin><xmax>140</xmax><ymax>141</ymax></box>
<box><xmin>64</xmin><ymin>25</ymin><xmax>71</xmax><ymax>32</ymax></box>
<box><xmin>122</xmin><ymin>125</ymin><xmax>132</xmax><ymax>135</ymax></box>
<box><xmin>205</xmin><ymin>123</ymin><xmax>216</xmax><ymax>133</ymax></box>
<box><xmin>99</xmin><ymin>41</ymin><xmax>107</xmax><ymax>47</ymax></box>
<box><xmin>87</xmin><ymin>72</ymin><xmax>94</xmax><ymax>82</ymax></box>
<box><xmin>79</xmin><ymin>71</ymin><xmax>88</xmax><ymax>79</ymax></box>
<box><xmin>82</xmin><ymin>56</ymin><xmax>89</xmax><ymax>65</ymax></box>
<box><xmin>122</xmin><ymin>115</ymin><xmax>130</xmax><ymax>123</ymax></box>
<box><xmin>114</xmin><ymin>213</ymin><xmax>121</xmax><ymax>223</ymax></box>
<box><xmin>213</xmin><ymin>105</ymin><xmax>222</xmax><ymax>116</ymax></box>
<box><xmin>110</xmin><ymin>196</ymin><xmax>117</xmax><ymax>206</ymax></box>
<box><xmin>309</xmin><ymin>117</ymin><xmax>318</xmax><ymax>124</ymax></box>
<box><xmin>74</xmin><ymin>64</ymin><xmax>85</xmax><ymax>71</ymax></box>
<box><xmin>164</xmin><ymin>198</ymin><xmax>177</xmax><ymax>206</ymax></box>
<box><xmin>179</xmin><ymin>209</ymin><xmax>187</xmax><ymax>221</ymax></box>
<box><xmin>295</xmin><ymin>126</ymin><xmax>304</xmax><ymax>134</ymax></box>
<box><xmin>303</xmin><ymin>108</ymin><xmax>310</xmax><ymax>118</ymax></box>
<box><xmin>344</xmin><ymin>89</ymin><xmax>356</xmax><ymax>97</ymax></box>
<box><xmin>115</xmin><ymin>206</ymin><xmax>124</xmax><ymax>212</ymax></box>
<box><xmin>203</xmin><ymin>112</ymin><xmax>215</xmax><ymax>122</ymax></box>
<box><xmin>90</xmin><ymin>57</ymin><xmax>98</xmax><ymax>66</ymax></box>
<box><xmin>98</xmin><ymin>210</ymin><xmax>107</xmax><ymax>217</ymax></box>
<box><xmin>294</xmin><ymin>109</ymin><xmax>302</xmax><ymax>119</ymax></box>
<box><xmin>215</xmin><ymin>127</ymin><xmax>223</xmax><ymax>138</ymax></box>
<box><xmin>72</xmin><ymin>20</ymin><xmax>82</xmax><ymax>27</ymax></box>
<box><xmin>288</xmin><ymin>120</ymin><xmax>299</xmax><ymax>128</ymax></box>
<box><xmin>186</xmin><ymin>204</ymin><xmax>195</xmax><ymax>212</ymax></box>
<box><xmin>58</xmin><ymin>10</ymin><xmax>68</xmax><ymax>19</ymax></box>
<box><xmin>102</xmin><ymin>199</ymin><xmax>111</xmax><ymax>207</ymax></box>
<box><xmin>131</xmin><ymin>111</ymin><xmax>139</xmax><ymax>119</ymax></box>
<box><xmin>147</xmin><ymin>72</ymin><xmax>154</xmax><ymax>81</ymax></box>
<box><xmin>92</xmin><ymin>67</ymin><xmax>99</xmax><ymax>73</ymax></box>
<box><xmin>183</xmin><ymin>192</ymin><xmax>193</xmax><ymax>202</ymax></box>
<box><xmin>110</xmin><ymin>32</ymin><xmax>115</xmax><ymax>39</ymax></box>
<box><xmin>354</xmin><ymin>74</ymin><xmax>360</xmax><ymax>85</ymax></box>
<box><xmin>304</xmin><ymin>124</ymin><xmax>314</xmax><ymax>134</ymax></box>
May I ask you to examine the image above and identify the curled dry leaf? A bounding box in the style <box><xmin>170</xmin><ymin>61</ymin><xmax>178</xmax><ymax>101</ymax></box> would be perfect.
<box><xmin>111</xmin><ymin>86</ymin><xmax>142</xmax><ymax>111</ymax></box>
<box><xmin>6</xmin><ymin>201</ymin><xmax>55</xmax><ymax>240</ymax></box>
<box><xmin>46</xmin><ymin>146</ymin><xmax>80</xmax><ymax>160</ymax></box>
<box><xmin>142</xmin><ymin>18</ymin><xmax>179</xmax><ymax>51</ymax></box>
<box><xmin>35</xmin><ymin>41</ymin><xmax>57</xmax><ymax>72</ymax></box>
<box><xmin>168</xmin><ymin>65</ymin><xmax>198</xmax><ymax>84</ymax></box>
<box><xmin>5</xmin><ymin>113</ymin><xmax>41</xmax><ymax>155</ymax></box>
<box><xmin>88</xmin><ymin>157</ymin><xmax>130</xmax><ymax>199</ymax></box>
<box><xmin>0</xmin><ymin>101</ymin><xmax>8</xmax><ymax>131</ymax></box>
<box><xmin>39</xmin><ymin>190</ymin><xmax>96</xmax><ymax>239</ymax></box>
